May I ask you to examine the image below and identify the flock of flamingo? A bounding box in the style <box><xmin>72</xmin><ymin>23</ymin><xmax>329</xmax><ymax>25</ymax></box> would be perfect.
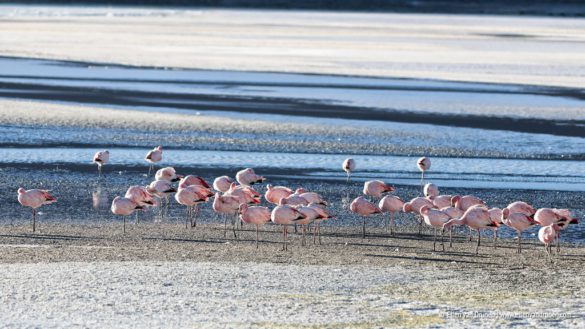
<box><xmin>16</xmin><ymin>146</ymin><xmax>579</xmax><ymax>256</ymax></box>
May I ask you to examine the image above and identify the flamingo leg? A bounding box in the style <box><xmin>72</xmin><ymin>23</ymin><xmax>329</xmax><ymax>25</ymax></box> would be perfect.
<box><xmin>440</xmin><ymin>228</ymin><xmax>445</xmax><ymax>251</ymax></box>
<box><xmin>123</xmin><ymin>216</ymin><xmax>126</xmax><ymax>234</ymax></box>
<box><xmin>493</xmin><ymin>229</ymin><xmax>498</xmax><ymax>248</ymax></box>
<box><xmin>318</xmin><ymin>223</ymin><xmax>322</xmax><ymax>245</ymax></box>
<box><xmin>191</xmin><ymin>205</ymin><xmax>199</xmax><ymax>228</ymax></box>
<box><xmin>185</xmin><ymin>207</ymin><xmax>189</xmax><ymax>229</ymax></box>
<box><xmin>32</xmin><ymin>208</ymin><xmax>36</xmax><ymax>233</ymax></box>
<box><xmin>449</xmin><ymin>228</ymin><xmax>453</xmax><ymax>248</ymax></box>
<box><xmin>390</xmin><ymin>212</ymin><xmax>395</xmax><ymax>236</ymax></box>
<box><xmin>556</xmin><ymin>232</ymin><xmax>561</xmax><ymax>254</ymax></box>
<box><xmin>256</xmin><ymin>224</ymin><xmax>259</xmax><ymax>249</ymax></box>
<box><xmin>433</xmin><ymin>228</ymin><xmax>437</xmax><ymax>251</ymax></box>
<box><xmin>302</xmin><ymin>225</ymin><xmax>306</xmax><ymax>246</ymax></box>
<box><xmin>362</xmin><ymin>217</ymin><xmax>366</xmax><ymax>239</ymax></box>
<box><xmin>346</xmin><ymin>172</ymin><xmax>351</xmax><ymax>183</ymax></box>
<box><xmin>475</xmin><ymin>229</ymin><xmax>480</xmax><ymax>255</ymax></box>
<box><xmin>98</xmin><ymin>165</ymin><xmax>102</xmax><ymax>178</ymax></box>
<box><xmin>420</xmin><ymin>171</ymin><xmax>425</xmax><ymax>195</ymax></box>
<box><xmin>313</xmin><ymin>223</ymin><xmax>317</xmax><ymax>245</ymax></box>
<box><xmin>518</xmin><ymin>232</ymin><xmax>522</xmax><ymax>253</ymax></box>
<box><xmin>232</xmin><ymin>212</ymin><xmax>238</xmax><ymax>239</ymax></box>
<box><xmin>418</xmin><ymin>216</ymin><xmax>422</xmax><ymax>236</ymax></box>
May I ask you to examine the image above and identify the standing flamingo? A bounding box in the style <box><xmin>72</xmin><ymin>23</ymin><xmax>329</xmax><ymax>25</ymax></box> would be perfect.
<box><xmin>111</xmin><ymin>196</ymin><xmax>141</xmax><ymax>233</ymax></box>
<box><xmin>363</xmin><ymin>180</ymin><xmax>395</xmax><ymax>199</ymax></box>
<box><xmin>417</xmin><ymin>157</ymin><xmax>431</xmax><ymax>193</ymax></box>
<box><xmin>439</xmin><ymin>206</ymin><xmax>463</xmax><ymax>247</ymax></box>
<box><xmin>420</xmin><ymin>206</ymin><xmax>451</xmax><ymax>251</ymax></box>
<box><xmin>17</xmin><ymin>188</ymin><xmax>57</xmax><ymax>232</ymax></box>
<box><xmin>175</xmin><ymin>186</ymin><xmax>209</xmax><ymax>228</ymax></box>
<box><xmin>442</xmin><ymin>206</ymin><xmax>498</xmax><ymax>255</ymax></box>
<box><xmin>342</xmin><ymin>158</ymin><xmax>356</xmax><ymax>183</ymax></box>
<box><xmin>92</xmin><ymin>150</ymin><xmax>109</xmax><ymax>177</ymax></box>
<box><xmin>403</xmin><ymin>197</ymin><xmax>435</xmax><ymax>235</ymax></box>
<box><xmin>502</xmin><ymin>208</ymin><xmax>537</xmax><ymax>253</ymax></box>
<box><xmin>431</xmin><ymin>195</ymin><xmax>452</xmax><ymax>209</ymax></box>
<box><xmin>226</xmin><ymin>183</ymin><xmax>261</xmax><ymax>205</ymax></box>
<box><xmin>378</xmin><ymin>195</ymin><xmax>404</xmax><ymax>235</ymax></box>
<box><xmin>179</xmin><ymin>175</ymin><xmax>211</xmax><ymax>189</ymax></box>
<box><xmin>212</xmin><ymin>192</ymin><xmax>241</xmax><ymax>238</ymax></box>
<box><xmin>271</xmin><ymin>203</ymin><xmax>306</xmax><ymax>251</ymax></box>
<box><xmin>264</xmin><ymin>184</ymin><xmax>293</xmax><ymax>204</ymax></box>
<box><xmin>236</xmin><ymin>168</ymin><xmax>266</xmax><ymax>186</ymax></box>
<box><xmin>294</xmin><ymin>188</ymin><xmax>328</xmax><ymax>206</ymax></box>
<box><xmin>538</xmin><ymin>224</ymin><xmax>560</xmax><ymax>258</ymax></box>
<box><xmin>350</xmin><ymin>196</ymin><xmax>382</xmax><ymax>238</ymax></box>
<box><xmin>506</xmin><ymin>201</ymin><xmax>536</xmax><ymax>216</ymax></box>
<box><xmin>213</xmin><ymin>176</ymin><xmax>234</xmax><ymax>193</ymax></box>
<box><xmin>147</xmin><ymin>180</ymin><xmax>177</xmax><ymax>217</ymax></box>
<box><xmin>155</xmin><ymin>167</ymin><xmax>183</xmax><ymax>182</ymax></box>
<box><xmin>239</xmin><ymin>204</ymin><xmax>271</xmax><ymax>248</ymax></box>
<box><xmin>308</xmin><ymin>203</ymin><xmax>334</xmax><ymax>245</ymax></box>
<box><xmin>145</xmin><ymin>146</ymin><xmax>163</xmax><ymax>176</ymax></box>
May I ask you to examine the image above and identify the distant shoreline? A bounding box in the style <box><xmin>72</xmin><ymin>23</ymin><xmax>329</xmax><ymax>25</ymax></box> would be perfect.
<box><xmin>4</xmin><ymin>1</ymin><xmax>585</xmax><ymax>17</ymax></box>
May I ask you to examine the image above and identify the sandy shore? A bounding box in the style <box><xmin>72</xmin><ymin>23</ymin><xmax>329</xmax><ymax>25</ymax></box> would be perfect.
<box><xmin>0</xmin><ymin>223</ymin><xmax>584</xmax><ymax>328</ymax></box>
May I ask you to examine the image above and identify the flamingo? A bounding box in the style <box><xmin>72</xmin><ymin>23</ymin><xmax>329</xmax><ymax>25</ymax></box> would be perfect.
<box><xmin>17</xmin><ymin>188</ymin><xmax>57</xmax><ymax>232</ymax></box>
<box><xmin>542</xmin><ymin>208</ymin><xmax>579</xmax><ymax>253</ymax></box>
<box><xmin>420</xmin><ymin>206</ymin><xmax>451</xmax><ymax>251</ymax></box>
<box><xmin>92</xmin><ymin>150</ymin><xmax>109</xmax><ymax>177</ymax></box>
<box><xmin>442</xmin><ymin>206</ymin><xmax>498</xmax><ymax>255</ymax></box>
<box><xmin>175</xmin><ymin>186</ymin><xmax>209</xmax><ymax>228</ymax></box>
<box><xmin>235</xmin><ymin>168</ymin><xmax>266</xmax><ymax>186</ymax></box>
<box><xmin>145</xmin><ymin>146</ymin><xmax>163</xmax><ymax>176</ymax></box>
<box><xmin>417</xmin><ymin>157</ymin><xmax>431</xmax><ymax>193</ymax></box>
<box><xmin>423</xmin><ymin>183</ymin><xmax>439</xmax><ymax>199</ymax></box>
<box><xmin>403</xmin><ymin>197</ymin><xmax>435</xmax><ymax>235</ymax></box>
<box><xmin>308</xmin><ymin>203</ymin><xmax>334</xmax><ymax>245</ymax></box>
<box><xmin>502</xmin><ymin>208</ymin><xmax>537</xmax><ymax>253</ymax></box>
<box><xmin>488</xmin><ymin>207</ymin><xmax>503</xmax><ymax>247</ymax></box>
<box><xmin>239</xmin><ymin>204</ymin><xmax>271</xmax><ymax>248</ymax></box>
<box><xmin>147</xmin><ymin>180</ymin><xmax>177</xmax><ymax>217</ymax></box>
<box><xmin>342</xmin><ymin>158</ymin><xmax>356</xmax><ymax>182</ymax></box>
<box><xmin>179</xmin><ymin>175</ymin><xmax>211</xmax><ymax>189</ymax></box>
<box><xmin>281</xmin><ymin>194</ymin><xmax>309</xmax><ymax>207</ymax></box>
<box><xmin>506</xmin><ymin>201</ymin><xmax>536</xmax><ymax>216</ymax></box>
<box><xmin>538</xmin><ymin>224</ymin><xmax>560</xmax><ymax>258</ymax></box>
<box><xmin>212</xmin><ymin>192</ymin><xmax>241</xmax><ymax>238</ymax></box>
<box><xmin>363</xmin><ymin>180</ymin><xmax>395</xmax><ymax>199</ymax></box>
<box><xmin>271</xmin><ymin>203</ymin><xmax>306</xmax><ymax>250</ymax></box>
<box><xmin>350</xmin><ymin>196</ymin><xmax>382</xmax><ymax>238</ymax></box>
<box><xmin>155</xmin><ymin>167</ymin><xmax>183</xmax><ymax>182</ymax></box>
<box><xmin>439</xmin><ymin>206</ymin><xmax>463</xmax><ymax>247</ymax></box>
<box><xmin>111</xmin><ymin>196</ymin><xmax>141</xmax><ymax>233</ymax></box>
<box><xmin>294</xmin><ymin>188</ymin><xmax>328</xmax><ymax>206</ymax></box>
<box><xmin>213</xmin><ymin>176</ymin><xmax>234</xmax><ymax>193</ymax></box>
<box><xmin>378</xmin><ymin>195</ymin><xmax>404</xmax><ymax>235</ymax></box>
<box><xmin>451</xmin><ymin>195</ymin><xmax>485</xmax><ymax>212</ymax></box>
<box><xmin>265</xmin><ymin>184</ymin><xmax>293</xmax><ymax>204</ymax></box>
<box><xmin>431</xmin><ymin>195</ymin><xmax>452</xmax><ymax>209</ymax></box>
<box><xmin>125</xmin><ymin>186</ymin><xmax>157</xmax><ymax>208</ymax></box>
<box><xmin>226</xmin><ymin>183</ymin><xmax>261</xmax><ymax>205</ymax></box>
<box><xmin>294</xmin><ymin>205</ymin><xmax>320</xmax><ymax>246</ymax></box>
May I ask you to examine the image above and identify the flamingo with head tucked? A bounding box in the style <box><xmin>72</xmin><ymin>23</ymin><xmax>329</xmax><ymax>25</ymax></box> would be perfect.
<box><xmin>502</xmin><ymin>208</ymin><xmax>537</xmax><ymax>253</ymax></box>
<box><xmin>145</xmin><ymin>146</ymin><xmax>162</xmax><ymax>176</ymax></box>
<box><xmin>92</xmin><ymin>150</ymin><xmax>109</xmax><ymax>177</ymax></box>
<box><xmin>213</xmin><ymin>192</ymin><xmax>241</xmax><ymax>238</ymax></box>
<box><xmin>213</xmin><ymin>176</ymin><xmax>234</xmax><ymax>193</ymax></box>
<box><xmin>378</xmin><ymin>195</ymin><xmax>404</xmax><ymax>235</ymax></box>
<box><xmin>403</xmin><ymin>197</ymin><xmax>435</xmax><ymax>235</ymax></box>
<box><xmin>265</xmin><ymin>184</ymin><xmax>293</xmax><ymax>205</ymax></box>
<box><xmin>17</xmin><ymin>188</ymin><xmax>57</xmax><ymax>232</ymax></box>
<box><xmin>111</xmin><ymin>196</ymin><xmax>141</xmax><ymax>233</ymax></box>
<box><xmin>342</xmin><ymin>158</ymin><xmax>356</xmax><ymax>183</ymax></box>
<box><xmin>155</xmin><ymin>167</ymin><xmax>183</xmax><ymax>182</ymax></box>
<box><xmin>350</xmin><ymin>196</ymin><xmax>382</xmax><ymax>238</ymax></box>
<box><xmin>539</xmin><ymin>223</ymin><xmax>560</xmax><ymax>259</ymax></box>
<box><xmin>420</xmin><ymin>205</ymin><xmax>451</xmax><ymax>251</ymax></box>
<box><xmin>175</xmin><ymin>186</ymin><xmax>209</xmax><ymax>228</ymax></box>
<box><xmin>443</xmin><ymin>206</ymin><xmax>498</xmax><ymax>255</ymax></box>
<box><xmin>239</xmin><ymin>204</ymin><xmax>271</xmax><ymax>248</ymax></box>
<box><xmin>271</xmin><ymin>203</ymin><xmax>306</xmax><ymax>250</ymax></box>
<box><xmin>363</xmin><ymin>180</ymin><xmax>395</xmax><ymax>199</ymax></box>
<box><xmin>236</xmin><ymin>168</ymin><xmax>266</xmax><ymax>186</ymax></box>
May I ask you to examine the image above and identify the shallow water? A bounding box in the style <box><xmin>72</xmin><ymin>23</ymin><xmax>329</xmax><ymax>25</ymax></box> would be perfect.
<box><xmin>2</xmin><ymin>147</ymin><xmax>584</xmax><ymax>191</ymax></box>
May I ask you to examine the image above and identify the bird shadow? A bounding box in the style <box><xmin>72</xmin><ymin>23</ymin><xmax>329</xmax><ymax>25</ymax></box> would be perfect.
<box><xmin>0</xmin><ymin>233</ymin><xmax>102</xmax><ymax>241</ymax></box>
<box><xmin>365</xmin><ymin>253</ymin><xmax>498</xmax><ymax>265</ymax></box>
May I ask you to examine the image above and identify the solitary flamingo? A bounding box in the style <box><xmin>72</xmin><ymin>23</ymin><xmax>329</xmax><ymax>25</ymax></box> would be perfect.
<box><xmin>363</xmin><ymin>180</ymin><xmax>395</xmax><ymax>199</ymax></box>
<box><xmin>212</xmin><ymin>192</ymin><xmax>241</xmax><ymax>238</ymax></box>
<box><xmin>538</xmin><ymin>224</ymin><xmax>560</xmax><ymax>258</ymax></box>
<box><xmin>417</xmin><ymin>157</ymin><xmax>431</xmax><ymax>193</ymax></box>
<box><xmin>378</xmin><ymin>195</ymin><xmax>404</xmax><ymax>235</ymax></box>
<box><xmin>155</xmin><ymin>167</ymin><xmax>183</xmax><ymax>182</ymax></box>
<box><xmin>236</xmin><ymin>168</ymin><xmax>266</xmax><ymax>186</ymax></box>
<box><xmin>420</xmin><ymin>205</ymin><xmax>451</xmax><ymax>251</ymax></box>
<box><xmin>145</xmin><ymin>146</ymin><xmax>163</xmax><ymax>176</ymax></box>
<box><xmin>175</xmin><ymin>186</ymin><xmax>209</xmax><ymax>228</ymax></box>
<box><xmin>239</xmin><ymin>204</ymin><xmax>271</xmax><ymax>248</ymax></box>
<box><xmin>502</xmin><ymin>208</ymin><xmax>537</xmax><ymax>253</ymax></box>
<box><xmin>271</xmin><ymin>203</ymin><xmax>305</xmax><ymax>250</ymax></box>
<box><xmin>111</xmin><ymin>196</ymin><xmax>141</xmax><ymax>233</ymax></box>
<box><xmin>17</xmin><ymin>188</ymin><xmax>57</xmax><ymax>232</ymax></box>
<box><xmin>342</xmin><ymin>158</ymin><xmax>356</xmax><ymax>182</ymax></box>
<box><xmin>350</xmin><ymin>196</ymin><xmax>382</xmax><ymax>238</ymax></box>
<box><xmin>443</xmin><ymin>206</ymin><xmax>498</xmax><ymax>255</ymax></box>
<box><xmin>265</xmin><ymin>184</ymin><xmax>293</xmax><ymax>204</ymax></box>
<box><xmin>92</xmin><ymin>150</ymin><xmax>109</xmax><ymax>177</ymax></box>
<box><xmin>213</xmin><ymin>176</ymin><xmax>234</xmax><ymax>193</ymax></box>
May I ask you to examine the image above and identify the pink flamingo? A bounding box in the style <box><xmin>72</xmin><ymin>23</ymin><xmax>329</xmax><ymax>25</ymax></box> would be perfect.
<box><xmin>111</xmin><ymin>196</ymin><xmax>141</xmax><ymax>233</ymax></box>
<box><xmin>417</xmin><ymin>157</ymin><xmax>431</xmax><ymax>193</ymax></box>
<box><xmin>147</xmin><ymin>180</ymin><xmax>177</xmax><ymax>217</ymax></box>
<box><xmin>236</xmin><ymin>168</ymin><xmax>266</xmax><ymax>186</ymax></box>
<box><xmin>538</xmin><ymin>224</ymin><xmax>560</xmax><ymax>258</ymax></box>
<box><xmin>502</xmin><ymin>208</ymin><xmax>537</xmax><ymax>253</ymax></box>
<box><xmin>226</xmin><ymin>183</ymin><xmax>261</xmax><ymax>205</ymax></box>
<box><xmin>403</xmin><ymin>197</ymin><xmax>435</xmax><ymax>235</ymax></box>
<box><xmin>145</xmin><ymin>146</ymin><xmax>163</xmax><ymax>176</ymax></box>
<box><xmin>294</xmin><ymin>188</ymin><xmax>328</xmax><ymax>206</ymax></box>
<box><xmin>175</xmin><ymin>186</ymin><xmax>209</xmax><ymax>228</ymax></box>
<box><xmin>125</xmin><ymin>186</ymin><xmax>157</xmax><ymax>207</ymax></box>
<box><xmin>439</xmin><ymin>206</ymin><xmax>463</xmax><ymax>247</ymax></box>
<box><xmin>451</xmin><ymin>195</ymin><xmax>485</xmax><ymax>212</ymax></box>
<box><xmin>378</xmin><ymin>195</ymin><xmax>404</xmax><ymax>235</ymax></box>
<box><xmin>179</xmin><ymin>175</ymin><xmax>211</xmax><ymax>189</ymax></box>
<box><xmin>537</xmin><ymin>208</ymin><xmax>579</xmax><ymax>253</ymax></box>
<box><xmin>281</xmin><ymin>194</ymin><xmax>309</xmax><ymax>207</ymax></box>
<box><xmin>423</xmin><ymin>183</ymin><xmax>439</xmax><ymax>199</ymax></box>
<box><xmin>213</xmin><ymin>192</ymin><xmax>241</xmax><ymax>238</ymax></box>
<box><xmin>239</xmin><ymin>204</ymin><xmax>271</xmax><ymax>248</ymax></box>
<box><xmin>213</xmin><ymin>176</ymin><xmax>234</xmax><ymax>193</ymax></box>
<box><xmin>350</xmin><ymin>196</ymin><xmax>382</xmax><ymax>238</ymax></box>
<box><xmin>431</xmin><ymin>195</ymin><xmax>452</xmax><ymax>209</ymax></box>
<box><xmin>363</xmin><ymin>180</ymin><xmax>395</xmax><ymax>199</ymax></box>
<box><xmin>506</xmin><ymin>201</ymin><xmax>536</xmax><ymax>216</ymax></box>
<box><xmin>92</xmin><ymin>150</ymin><xmax>109</xmax><ymax>177</ymax></box>
<box><xmin>265</xmin><ymin>184</ymin><xmax>293</xmax><ymax>204</ymax></box>
<box><xmin>294</xmin><ymin>205</ymin><xmax>320</xmax><ymax>246</ymax></box>
<box><xmin>342</xmin><ymin>158</ymin><xmax>356</xmax><ymax>182</ymax></box>
<box><xmin>308</xmin><ymin>203</ymin><xmax>333</xmax><ymax>245</ymax></box>
<box><xmin>271</xmin><ymin>203</ymin><xmax>306</xmax><ymax>250</ymax></box>
<box><xmin>17</xmin><ymin>188</ymin><xmax>57</xmax><ymax>232</ymax></box>
<box><xmin>442</xmin><ymin>206</ymin><xmax>498</xmax><ymax>255</ymax></box>
<box><xmin>155</xmin><ymin>167</ymin><xmax>183</xmax><ymax>182</ymax></box>
<box><xmin>420</xmin><ymin>205</ymin><xmax>451</xmax><ymax>251</ymax></box>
